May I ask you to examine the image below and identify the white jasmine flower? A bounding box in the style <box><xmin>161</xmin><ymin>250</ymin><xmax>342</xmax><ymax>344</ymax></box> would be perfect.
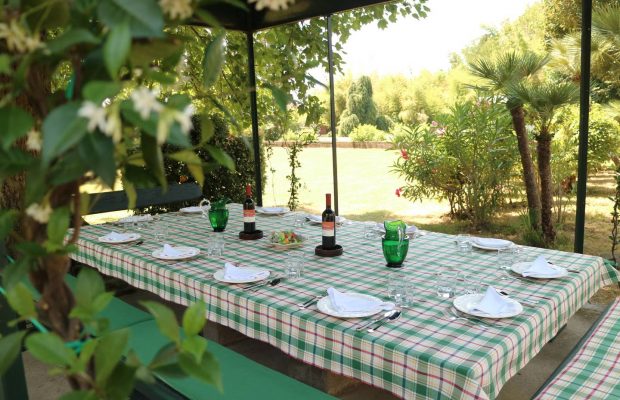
<box><xmin>174</xmin><ymin>104</ymin><xmax>194</xmax><ymax>135</ymax></box>
<box><xmin>25</xmin><ymin>129</ymin><xmax>42</xmax><ymax>152</ymax></box>
<box><xmin>159</xmin><ymin>0</ymin><xmax>193</xmax><ymax>20</ymax></box>
<box><xmin>26</xmin><ymin>202</ymin><xmax>53</xmax><ymax>224</ymax></box>
<box><xmin>0</xmin><ymin>20</ymin><xmax>42</xmax><ymax>53</ymax></box>
<box><xmin>78</xmin><ymin>101</ymin><xmax>108</xmax><ymax>133</ymax></box>
<box><xmin>157</xmin><ymin>109</ymin><xmax>174</xmax><ymax>145</ymax></box>
<box><xmin>249</xmin><ymin>0</ymin><xmax>294</xmax><ymax>11</ymax></box>
<box><xmin>131</xmin><ymin>87</ymin><xmax>163</xmax><ymax>120</ymax></box>
<box><xmin>103</xmin><ymin>108</ymin><xmax>122</xmax><ymax>144</ymax></box>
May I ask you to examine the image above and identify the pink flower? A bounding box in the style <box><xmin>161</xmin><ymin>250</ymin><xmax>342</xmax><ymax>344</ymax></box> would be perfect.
<box><xmin>395</xmin><ymin>188</ymin><xmax>402</xmax><ymax>197</ymax></box>
<box><xmin>431</xmin><ymin>120</ymin><xmax>438</xmax><ymax>127</ymax></box>
<box><xmin>400</xmin><ymin>149</ymin><xmax>409</xmax><ymax>160</ymax></box>
<box><xmin>436</xmin><ymin>127</ymin><xmax>446</xmax><ymax>137</ymax></box>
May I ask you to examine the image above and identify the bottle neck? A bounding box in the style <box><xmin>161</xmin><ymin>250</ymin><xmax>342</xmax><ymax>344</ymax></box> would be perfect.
<box><xmin>245</xmin><ymin>185</ymin><xmax>252</xmax><ymax>198</ymax></box>
<box><xmin>325</xmin><ymin>194</ymin><xmax>331</xmax><ymax>208</ymax></box>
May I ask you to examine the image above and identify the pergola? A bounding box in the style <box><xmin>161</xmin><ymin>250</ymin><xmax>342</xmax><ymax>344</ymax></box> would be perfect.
<box><xmin>199</xmin><ymin>0</ymin><xmax>594</xmax><ymax>253</ymax></box>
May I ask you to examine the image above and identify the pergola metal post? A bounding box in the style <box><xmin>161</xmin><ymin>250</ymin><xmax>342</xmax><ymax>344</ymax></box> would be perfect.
<box><xmin>327</xmin><ymin>15</ymin><xmax>339</xmax><ymax>215</ymax></box>
<box><xmin>246</xmin><ymin>31</ymin><xmax>263</xmax><ymax>206</ymax></box>
<box><xmin>574</xmin><ymin>0</ymin><xmax>592</xmax><ymax>254</ymax></box>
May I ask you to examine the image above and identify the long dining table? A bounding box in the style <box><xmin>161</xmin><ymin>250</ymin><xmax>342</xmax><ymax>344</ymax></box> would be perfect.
<box><xmin>70</xmin><ymin>204</ymin><xmax>619</xmax><ymax>399</ymax></box>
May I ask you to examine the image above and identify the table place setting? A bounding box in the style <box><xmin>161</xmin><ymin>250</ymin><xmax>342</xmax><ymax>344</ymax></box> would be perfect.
<box><xmin>453</xmin><ymin>286</ymin><xmax>523</xmax><ymax>319</ymax></box>
<box><xmin>317</xmin><ymin>287</ymin><xmax>395</xmax><ymax>319</ymax></box>
<box><xmin>151</xmin><ymin>243</ymin><xmax>200</xmax><ymax>260</ymax></box>
<box><xmin>97</xmin><ymin>231</ymin><xmax>141</xmax><ymax>244</ymax></box>
<box><xmin>213</xmin><ymin>262</ymin><xmax>271</xmax><ymax>284</ymax></box>
<box><xmin>118</xmin><ymin>214</ymin><xmax>154</xmax><ymax>224</ymax></box>
<box><xmin>306</xmin><ymin>214</ymin><xmax>347</xmax><ymax>225</ymax></box>
<box><xmin>511</xmin><ymin>255</ymin><xmax>568</xmax><ymax>279</ymax></box>
<box><xmin>256</xmin><ymin>206</ymin><xmax>290</xmax><ymax>215</ymax></box>
<box><xmin>470</xmin><ymin>237</ymin><xmax>514</xmax><ymax>250</ymax></box>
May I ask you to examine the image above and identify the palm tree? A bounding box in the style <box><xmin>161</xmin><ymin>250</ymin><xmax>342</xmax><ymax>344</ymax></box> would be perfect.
<box><xmin>469</xmin><ymin>51</ymin><xmax>547</xmax><ymax>231</ymax></box>
<box><xmin>510</xmin><ymin>81</ymin><xmax>580</xmax><ymax>244</ymax></box>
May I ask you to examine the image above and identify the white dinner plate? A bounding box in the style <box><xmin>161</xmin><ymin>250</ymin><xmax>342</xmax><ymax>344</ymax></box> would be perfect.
<box><xmin>256</xmin><ymin>206</ymin><xmax>290</xmax><ymax>215</ymax></box>
<box><xmin>453</xmin><ymin>294</ymin><xmax>523</xmax><ymax>319</ymax></box>
<box><xmin>180</xmin><ymin>206</ymin><xmax>207</xmax><ymax>214</ymax></box>
<box><xmin>118</xmin><ymin>215</ymin><xmax>153</xmax><ymax>223</ymax></box>
<box><xmin>306</xmin><ymin>215</ymin><xmax>346</xmax><ymax>225</ymax></box>
<box><xmin>151</xmin><ymin>246</ymin><xmax>200</xmax><ymax>260</ymax></box>
<box><xmin>510</xmin><ymin>261</ymin><xmax>568</xmax><ymax>279</ymax></box>
<box><xmin>471</xmin><ymin>238</ymin><xmax>514</xmax><ymax>250</ymax></box>
<box><xmin>213</xmin><ymin>268</ymin><xmax>271</xmax><ymax>284</ymax></box>
<box><xmin>97</xmin><ymin>233</ymin><xmax>141</xmax><ymax>244</ymax></box>
<box><xmin>316</xmin><ymin>293</ymin><xmax>385</xmax><ymax>318</ymax></box>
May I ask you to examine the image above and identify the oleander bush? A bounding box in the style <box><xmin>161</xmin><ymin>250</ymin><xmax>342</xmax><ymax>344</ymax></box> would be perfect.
<box><xmin>393</xmin><ymin>97</ymin><xmax>519</xmax><ymax>228</ymax></box>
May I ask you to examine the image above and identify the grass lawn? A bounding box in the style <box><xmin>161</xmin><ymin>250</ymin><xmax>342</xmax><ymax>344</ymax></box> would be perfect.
<box><xmin>265</xmin><ymin>146</ymin><xmax>617</xmax><ymax>259</ymax></box>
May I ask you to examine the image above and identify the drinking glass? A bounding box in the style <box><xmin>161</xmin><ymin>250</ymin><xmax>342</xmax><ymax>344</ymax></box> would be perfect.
<box><xmin>382</xmin><ymin>236</ymin><xmax>410</xmax><ymax>267</ymax></box>
<box><xmin>387</xmin><ymin>272</ymin><xmax>407</xmax><ymax>306</ymax></box>
<box><xmin>457</xmin><ymin>272</ymin><xmax>480</xmax><ymax>295</ymax></box>
<box><xmin>363</xmin><ymin>222</ymin><xmax>378</xmax><ymax>240</ymax></box>
<box><xmin>436</xmin><ymin>270</ymin><xmax>456</xmax><ymax>299</ymax></box>
<box><xmin>153</xmin><ymin>221</ymin><xmax>168</xmax><ymax>244</ymax></box>
<box><xmin>293</xmin><ymin>214</ymin><xmax>306</xmax><ymax>228</ymax></box>
<box><xmin>208</xmin><ymin>209</ymin><xmax>229</xmax><ymax>232</ymax></box>
<box><xmin>208</xmin><ymin>235</ymin><xmax>225</xmax><ymax>256</ymax></box>
<box><xmin>284</xmin><ymin>252</ymin><xmax>305</xmax><ymax>280</ymax></box>
<box><xmin>455</xmin><ymin>234</ymin><xmax>472</xmax><ymax>253</ymax></box>
<box><xmin>497</xmin><ymin>246</ymin><xmax>517</xmax><ymax>281</ymax></box>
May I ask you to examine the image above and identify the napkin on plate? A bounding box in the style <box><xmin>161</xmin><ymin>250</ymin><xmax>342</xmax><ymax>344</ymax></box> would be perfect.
<box><xmin>102</xmin><ymin>231</ymin><xmax>129</xmax><ymax>241</ymax></box>
<box><xmin>471</xmin><ymin>286</ymin><xmax>519</xmax><ymax>315</ymax></box>
<box><xmin>161</xmin><ymin>244</ymin><xmax>185</xmax><ymax>257</ymax></box>
<box><xmin>522</xmin><ymin>256</ymin><xmax>561</xmax><ymax>277</ymax></box>
<box><xmin>223</xmin><ymin>262</ymin><xmax>269</xmax><ymax>280</ymax></box>
<box><xmin>327</xmin><ymin>287</ymin><xmax>393</xmax><ymax>313</ymax></box>
<box><xmin>473</xmin><ymin>237</ymin><xmax>513</xmax><ymax>249</ymax></box>
<box><xmin>307</xmin><ymin>215</ymin><xmax>345</xmax><ymax>224</ymax></box>
<box><xmin>118</xmin><ymin>214</ymin><xmax>153</xmax><ymax>223</ymax></box>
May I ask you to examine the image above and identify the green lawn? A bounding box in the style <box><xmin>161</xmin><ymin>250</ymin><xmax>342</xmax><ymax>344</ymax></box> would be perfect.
<box><xmin>265</xmin><ymin>146</ymin><xmax>616</xmax><ymax>259</ymax></box>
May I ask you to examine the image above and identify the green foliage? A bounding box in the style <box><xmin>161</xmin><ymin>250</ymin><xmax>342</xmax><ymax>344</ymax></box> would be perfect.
<box><xmin>393</xmin><ymin>97</ymin><xmax>518</xmax><ymax>228</ymax></box>
<box><xmin>0</xmin><ymin>331</ymin><xmax>27</xmax><ymax>376</ymax></box>
<box><xmin>337</xmin><ymin>113</ymin><xmax>359</xmax><ymax>136</ymax></box>
<box><xmin>349</xmin><ymin>124</ymin><xmax>386</xmax><ymax>142</ymax></box>
<box><xmin>282</xmin><ymin>130</ymin><xmax>317</xmax><ymax>210</ymax></box>
<box><xmin>375</xmin><ymin>115</ymin><xmax>394</xmax><ymax>131</ymax></box>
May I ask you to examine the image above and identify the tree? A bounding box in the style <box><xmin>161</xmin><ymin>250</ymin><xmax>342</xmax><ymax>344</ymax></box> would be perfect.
<box><xmin>469</xmin><ymin>51</ymin><xmax>548</xmax><ymax>232</ymax></box>
<box><xmin>511</xmin><ymin>81</ymin><xmax>580</xmax><ymax>244</ymax></box>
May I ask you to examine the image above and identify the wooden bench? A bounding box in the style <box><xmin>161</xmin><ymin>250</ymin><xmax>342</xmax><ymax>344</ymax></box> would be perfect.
<box><xmin>534</xmin><ymin>298</ymin><xmax>620</xmax><ymax>399</ymax></box>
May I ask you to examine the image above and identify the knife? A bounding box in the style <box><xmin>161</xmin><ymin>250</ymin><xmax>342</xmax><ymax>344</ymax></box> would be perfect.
<box><xmin>356</xmin><ymin>309</ymin><xmax>397</xmax><ymax>331</ymax></box>
<box><xmin>245</xmin><ymin>278</ymin><xmax>282</xmax><ymax>292</ymax></box>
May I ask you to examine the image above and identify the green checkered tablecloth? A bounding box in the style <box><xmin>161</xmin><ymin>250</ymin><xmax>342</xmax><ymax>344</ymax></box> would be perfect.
<box><xmin>71</xmin><ymin>204</ymin><xmax>618</xmax><ymax>399</ymax></box>
<box><xmin>535</xmin><ymin>298</ymin><xmax>620</xmax><ymax>400</ymax></box>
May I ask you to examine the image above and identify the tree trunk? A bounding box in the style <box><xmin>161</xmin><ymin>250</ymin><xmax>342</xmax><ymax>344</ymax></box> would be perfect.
<box><xmin>510</xmin><ymin>106</ymin><xmax>541</xmax><ymax>230</ymax></box>
<box><xmin>537</xmin><ymin>133</ymin><xmax>555</xmax><ymax>244</ymax></box>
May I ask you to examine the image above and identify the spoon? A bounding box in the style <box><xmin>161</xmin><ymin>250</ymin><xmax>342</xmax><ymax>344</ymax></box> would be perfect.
<box><xmin>367</xmin><ymin>310</ymin><xmax>402</xmax><ymax>332</ymax></box>
<box><xmin>356</xmin><ymin>309</ymin><xmax>396</xmax><ymax>331</ymax></box>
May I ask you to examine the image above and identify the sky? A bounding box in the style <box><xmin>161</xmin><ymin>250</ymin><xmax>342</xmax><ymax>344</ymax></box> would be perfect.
<box><xmin>337</xmin><ymin>0</ymin><xmax>539</xmax><ymax>78</ymax></box>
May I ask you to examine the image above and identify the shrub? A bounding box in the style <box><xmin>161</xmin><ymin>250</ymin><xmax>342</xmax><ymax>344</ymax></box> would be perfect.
<box><xmin>376</xmin><ymin>115</ymin><xmax>394</xmax><ymax>131</ymax></box>
<box><xmin>282</xmin><ymin>127</ymin><xmax>318</xmax><ymax>142</ymax></box>
<box><xmin>392</xmin><ymin>97</ymin><xmax>518</xmax><ymax>228</ymax></box>
<box><xmin>350</xmin><ymin>124</ymin><xmax>386</xmax><ymax>142</ymax></box>
<box><xmin>338</xmin><ymin>113</ymin><xmax>360</xmax><ymax>136</ymax></box>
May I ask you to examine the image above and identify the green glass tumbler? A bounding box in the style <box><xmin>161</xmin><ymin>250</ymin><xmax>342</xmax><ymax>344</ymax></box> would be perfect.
<box><xmin>384</xmin><ymin>220</ymin><xmax>407</xmax><ymax>241</ymax></box>
<box><xmin>208</xmin><ymin>209</ymin><xmax>229</xmax><ymax>232</ymax></box>
<box><xmin>382</xmin><ymin>236</ymin><xmax>410</xmax><ymax>268</ymax></box>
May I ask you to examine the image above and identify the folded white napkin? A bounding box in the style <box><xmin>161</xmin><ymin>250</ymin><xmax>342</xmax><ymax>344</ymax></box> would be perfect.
<box><xmin>162</xmin><ymin>243</ymin><xmax>184</xmax><ymax>257</ymax></box>
<box><xmin>473</xmin><ymin>237</ymin><xmax>513</xmax><ymax>248</ymax></box>
<box><xmin>471</xmin><ymin>286</ymin><xmax>519</xmax><ymax>315</ymax></box>
<box><xmin>102</xmin><ymin>231</ymin><xmax>128</xmax><ymax>241</ymax></box>
<box><xmin>118</xmin><ymin>214</ymin><xmax>153</xmax><ymax>223</ymax></box>
<box><xmin>522</xmin><ymin>256</ymin><xmax>561</xmax><ymax>277</ymax></box>
<box><xmin>223</xmin><ymin>262</ymin><xmax>269</xmax><ymax>280</ymax></box>
<box><xmin>327</xmin><ymin>288</ymin><xmax>393</xmax><ymax>313</ymax></box>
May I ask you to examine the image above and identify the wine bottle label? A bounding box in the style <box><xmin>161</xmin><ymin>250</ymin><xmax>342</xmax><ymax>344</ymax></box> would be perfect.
<box><xmin>322</xmin><ymin>221</ymin><xmax>335</xmax><ymax>237</ymax></box>
<box><xmin>243</xmin><ymin>209</ymin><xmax>256</xmax><ymax>223</ymax></box>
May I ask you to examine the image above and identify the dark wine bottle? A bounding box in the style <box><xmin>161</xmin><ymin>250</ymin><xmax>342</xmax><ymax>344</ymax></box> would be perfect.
<box><xmin>243</xmin><ymin>184</ymin><xmax>256</xmax><ymax>233</ymax></box>
<box><xmin>322</xmin><ymin>193</ymin><xmax>336</xmax><ymax>249</ymax></box>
